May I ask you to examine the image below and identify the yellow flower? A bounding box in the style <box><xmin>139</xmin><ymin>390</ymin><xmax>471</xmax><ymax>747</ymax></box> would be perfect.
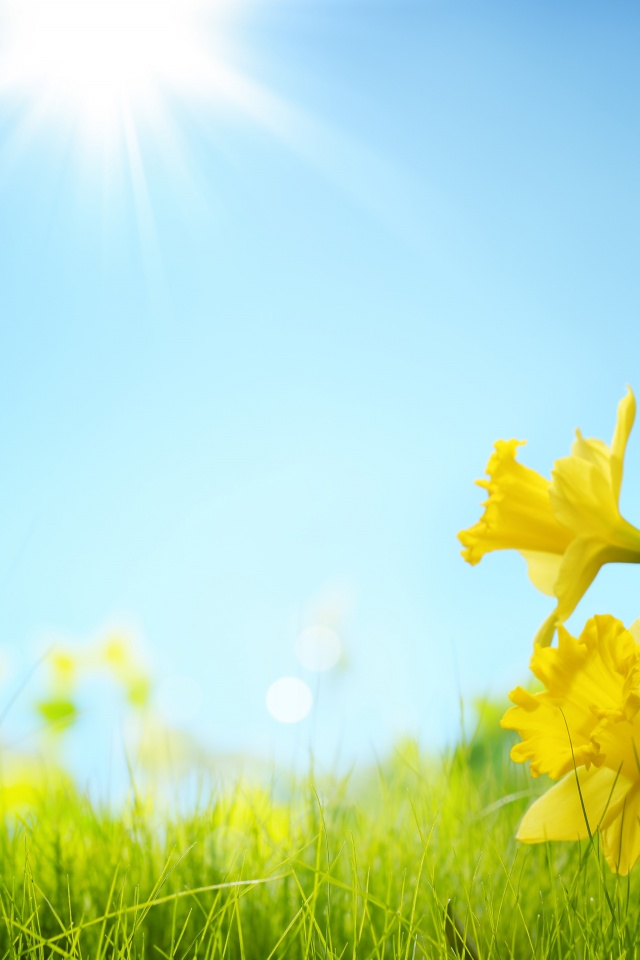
<box><xmin>50</xmin><ymin>649</ymin><xmax>77</xmax><ymax>687</ymax></box>
<box><xmin>101</xmin><ymin>633</ymin><xmax>132</xmax><ymax>670</ymax></box>
<box><xmin>459</xmin><ymin>388</ymin><xmax>640</xmax><ymax>646</ymax></box>
<box><xmin>502</xmin><ymin>615</ymin><xmax>640</xmax><ymax>875</ymax></box>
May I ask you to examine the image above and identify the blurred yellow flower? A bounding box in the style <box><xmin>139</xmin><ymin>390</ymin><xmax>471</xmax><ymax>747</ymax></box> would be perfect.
<box><xmin>125</xmin><ymin>674</ymin><xmax>151</xmax><ymax>708</ymax></box>
<box><xmin>101</xmin><ymin>633</ymin><xmax>150</xmax><ymax>708</ymax></box>
<box><xmin>459</xmin><ymin>388</ymin><xmax>640</xmax><ymax>646</ymax></box>
<box><xmin>0</xmin><ymin>758</ymin><xmax>70</xmax><ymax>813</ymax></box>
<box><xmin>101</xmin><ymin>634</ymin><xmax>132</xmax><ymax>670</ymax></box>
<box><xmin>50</xmin><ymin>649</ymin><xmax>77</xmax><ymax>687</ymax></box>
<box><xmin>502</xmin><ymin>615</ymin><xmax>640</xmax><ymax>875</ymax></box>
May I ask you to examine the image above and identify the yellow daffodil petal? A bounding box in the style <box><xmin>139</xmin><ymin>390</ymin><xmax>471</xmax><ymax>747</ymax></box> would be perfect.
<box><xmin>460</xmin><ymin>389</ymin><xmax>640</xmax><ymax>648</ymax></box>
<box><xmin>518</xmin><ymin>550</ymin><xmax>563</xmax><ymax>597</ymax></box>
<box><xmin>505</xmin><ymin>614</ymin><xmax>640</xmax><ymax>873</ymax></box>
<box><xmin>516</xmin><ymin>766</ymin><xmax>630</xmax><ymax>844</ymax></box>
<box><xmin>458</xmin><ymin>440</ymin><xmax>573</xmax><ymax>565</ymax></box>
<box><xmin>611</xmin><ymin>387</ymin><xmax>636</xmax><ymax>503</ymax></box>
<box><xmin>502</xmin><ymin>684</ymin><xmax>599</xmax><ymax>779</ymax></box>
<box><xmin>570</xmin><ymin>432</ymin><xmax>612</xmax><ymax>473</ymax></box>
<box><xmin>549</xmin><ymin>391</ymin><xmax>640</xmax><ymax>553</ymax></box>
<box><xmin>600</xmin><ymin>783</ymin><xmax>640</xmax><ymax>875</ymax></box>
<box><xmin>530</xmin><ymin>616</ymin><xmax>639</xmax><ymax>705</ymax></box>
<box><xmin>535</xmin><ymin>539</ymin><xmax>631</xmax><ymax>648</ymax></box>
<box><xmin>544</xmin><ymin>389</ymin><xmax>640</xmax><ymax>640</ymax></box>
<box><xmin>551</xmin><ymin>457</ymin><xmax>627</xmax><ymax>544</ymax></box>
<box><xmin>504</xmin><ymin>617</ymin><xmax>640</xmax><ymax>778</ymax></box>
<box><xmin>534</xmin><ymin>612</ymin><xmax>559</xmax><ymax>649</ymax></box>
<box><xmin>533</xmin><ymin>536</ymin><xmax>640</xmax><ymax>649</ymax></box>
<box><xmin>552</xmin><ymin>540</ymin><xmax>614</xmax><ymax>620</ymax></box>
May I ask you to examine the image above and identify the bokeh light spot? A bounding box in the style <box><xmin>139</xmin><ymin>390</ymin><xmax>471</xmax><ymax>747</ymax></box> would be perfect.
<box><xmin>265</xmin><ymin>677</ymin><xmax>312</xmax><ymax>724</ymax></box>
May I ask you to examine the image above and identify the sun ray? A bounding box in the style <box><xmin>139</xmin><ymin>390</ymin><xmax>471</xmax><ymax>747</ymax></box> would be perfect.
<box><xmin>0</xmin><ymin>0</ymin><xmax>260</xmax><ymax>149</ymax></box>
<box><xmin>0</xmin><ymin>0</ymin><xmax>419</xmax><ymax>261</ymax></box>
<box><xmin>120</xmin><ymin>101</ymin><xmax>170</xmax><ymax>318</ymax></box>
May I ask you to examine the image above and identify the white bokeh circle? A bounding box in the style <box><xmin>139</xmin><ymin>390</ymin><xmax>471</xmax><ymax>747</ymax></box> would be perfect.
<box><xmin>265</xmin><ymin>677</ymin><xmax>313</xmax><ymax>724</ymax></box>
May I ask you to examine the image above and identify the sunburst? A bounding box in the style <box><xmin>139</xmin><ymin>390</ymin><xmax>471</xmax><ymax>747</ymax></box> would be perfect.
<box><xmin>0</xmin><ymin>0</ymin><xmax>268</xmax><ymax>151</ymax></box>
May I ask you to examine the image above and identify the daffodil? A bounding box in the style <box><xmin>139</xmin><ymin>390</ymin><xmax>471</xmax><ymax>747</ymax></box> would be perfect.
<box><xmin>459</xmin><ymin>388</ymin><xmax>640</xmax><ymax>646</ymax></box>
<box><xmin>502</xmin><ymin>614</ymin><xmax>640</xmax><ymax>875</ymax></box>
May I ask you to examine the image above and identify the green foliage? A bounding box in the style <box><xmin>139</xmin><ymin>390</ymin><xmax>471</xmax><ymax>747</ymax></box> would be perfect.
<box><xmin>0</xmin><ymin>725</ymin><xmax>637</xmax><ymax>958</ymax></box>
<box><xmin>34</xmin><ymin>697</ymin><xmax>78</xmax><ymax>730</ymax></box>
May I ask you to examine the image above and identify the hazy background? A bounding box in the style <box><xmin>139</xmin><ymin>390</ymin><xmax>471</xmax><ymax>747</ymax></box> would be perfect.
<box><xmin>2</xmin><ymin>0</ymin><xmax>640</xmax><ymax>784</ymax></box>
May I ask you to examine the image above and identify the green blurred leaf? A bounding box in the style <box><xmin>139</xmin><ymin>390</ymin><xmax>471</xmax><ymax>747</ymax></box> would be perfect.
<box><xmin>35</xmin><ymin>697</ymin><xmax>78</xmax><ymax>730</ymax></box>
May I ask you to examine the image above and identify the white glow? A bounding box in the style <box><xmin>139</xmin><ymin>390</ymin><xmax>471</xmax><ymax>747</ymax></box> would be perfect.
<box><xmin>0</xmin><ymin>0</ymin><xmax>241</xmax><ymax>141</ymax></box>
<box><xmin>295</xmin><ymin>625</ymin><xmax>342</xmax><ymax>673</ymax></box>
<box><xmin>265</xmin><ymin>677</ymin><xmax>313</xmax><ymax>724</ymax></box>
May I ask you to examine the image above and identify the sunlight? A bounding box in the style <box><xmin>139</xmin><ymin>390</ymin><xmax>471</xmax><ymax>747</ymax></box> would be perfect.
<box><xmin>0</xmin><ymin>0</ymin><xmax>246</xmax><ymax>143</ymax></box>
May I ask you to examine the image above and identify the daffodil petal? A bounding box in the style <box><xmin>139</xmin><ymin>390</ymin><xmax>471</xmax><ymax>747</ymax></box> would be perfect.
<box><xmin>533</xmin><ymin>612</ymin><xmax>558</xmax><ymax>649</ymax></box>
<box><xmin>517</xmin><ymin>766</ymin><xmax>630</xmax><ymax>844</ymax></box>
<box><xmin>507</xmin><ymin>610</ymin><xmax>640</xmax><ymax>875</ymax></box>
<box><xmin>458</xmin><ymin>440</ymin><xmax>572</xmax><ymax>565</ymax></box>
<box><xmin>548</xmin><ymin>538</ymin><xmax>622</xmax><ymax>630</ymax></box>
<box><xmin>518</xmin><ymin>550</ymin><xmax>563</xmax><ymax>597</ymax></box>
<box><xmin>601</xmin><ymin>782</ymin><xmax>640</xmax><ymax>875</ymax></box>
<box><xmin>502</xmin><ymin>683</ymin><xmax>599</xmax><ymax>780</ymax></box>
<box><xmin>611</xmin><ymin>387</ymin><xmax>636</xmax><ymax>503</ymax></box>
<box><xmin>531</xmin><ymin>539</ymin><xmax>612</xmax><ymax>646</ymax></box>
<box><xmin>460</xmin><ymin>388</ymin><xmax>640</xmax><ymax>651</ymax></box>
<box><xmin>550</xmin><ymin>389</ymin><xmax>640</xmax><ymax>554</ymax></box>
<box><xmin>532</xmin><ymin>616</ymin><xmax>639</xmax><ymax>717</ymax></box>
<box><xmin>503</xmin><ymin>617</ymin><xmax>640</xmax><ymax>779</ymax></box>
<box><xmin>550</xmin><ymin>456</ymin><xmax>620</xmax><ymax>541</ymax></box>
<box><xmin>570</xmin><ymin>431</ymin><xmax>611</xmax><ymax>473</ymax></box>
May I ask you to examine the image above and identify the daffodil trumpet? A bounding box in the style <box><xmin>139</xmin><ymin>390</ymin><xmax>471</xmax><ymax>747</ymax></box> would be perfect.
<box><xmin>502</xmin><ymin>615</ymin><xmax>640</xmax><ymax>875</ymax></box>
<box><xmin>459</xmin><ymin>388</ymin><xmax>640</xmax><ymax>646</ymax></box>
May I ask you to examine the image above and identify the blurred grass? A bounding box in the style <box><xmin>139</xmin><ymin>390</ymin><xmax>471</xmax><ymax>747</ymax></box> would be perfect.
<box><xmin>0</xmin><ymin>707</ymin><xmax>638</xmax><ymax>958</ymax></box>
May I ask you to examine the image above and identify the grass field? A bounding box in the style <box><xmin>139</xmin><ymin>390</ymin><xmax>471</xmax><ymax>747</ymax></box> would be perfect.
<box><xmin>0</xmin><ymin>703</ymin><xmax>637</xmax><ymax>959</ymax></box>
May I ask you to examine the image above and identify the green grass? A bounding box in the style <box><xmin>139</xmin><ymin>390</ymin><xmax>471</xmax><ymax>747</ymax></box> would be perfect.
<box><xmin>0</xmin><ymin>714</ymin><xmax>638</xmax><ymax>959</ymax></box>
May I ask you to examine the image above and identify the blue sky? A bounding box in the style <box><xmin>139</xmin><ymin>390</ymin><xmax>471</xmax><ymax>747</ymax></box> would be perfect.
<box><xmin>2</xmin><ymin>0</ymin><xmax>640</xmax><ymax>780</ymax></box>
